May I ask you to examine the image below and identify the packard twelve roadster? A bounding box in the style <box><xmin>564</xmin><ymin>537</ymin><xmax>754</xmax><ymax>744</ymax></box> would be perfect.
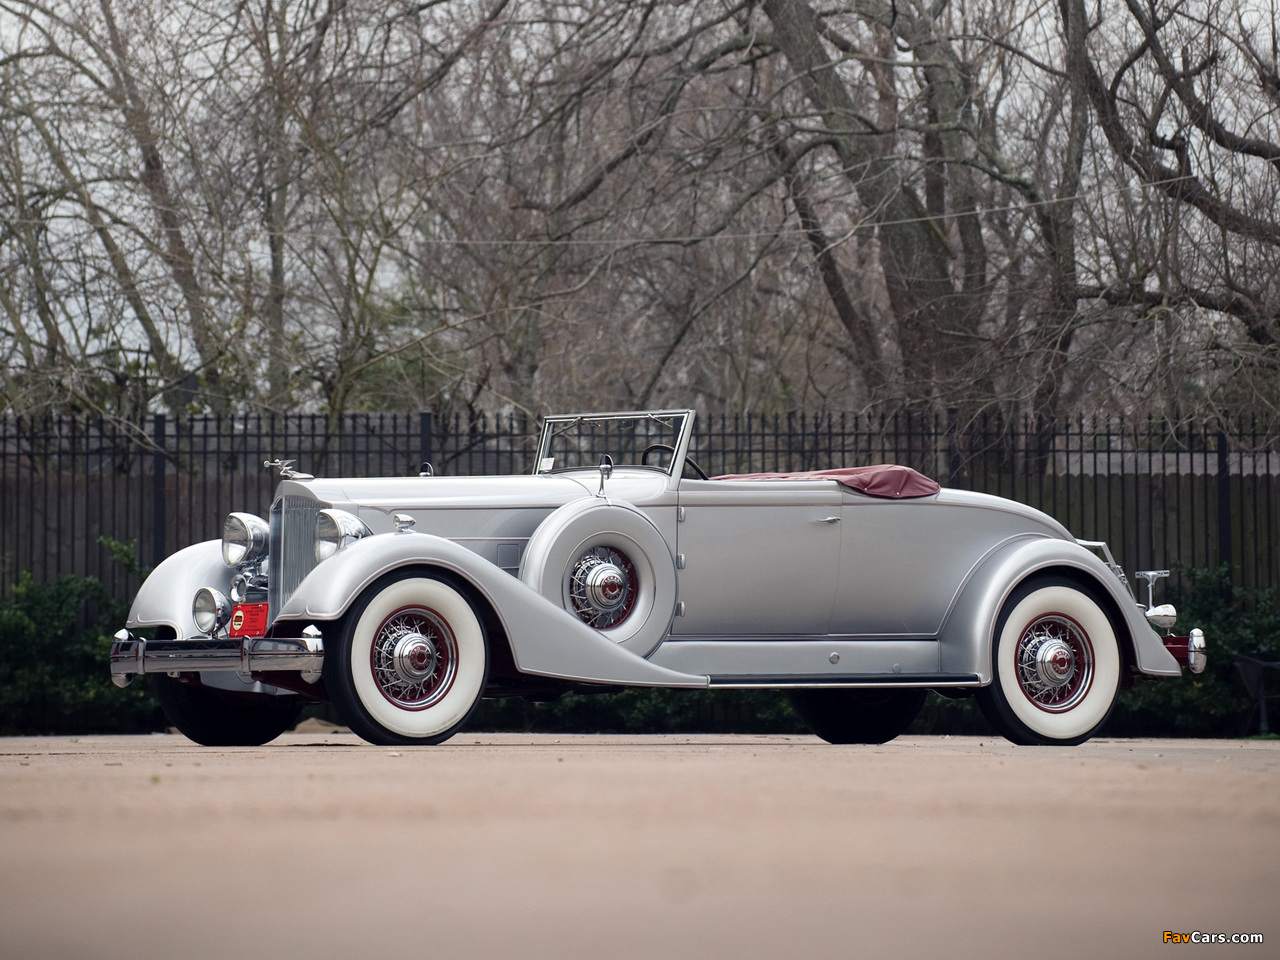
<box><xmin>110</xmin><ymin>410</ymin><xmax>1204</xmax><ymax>746</ymax></box>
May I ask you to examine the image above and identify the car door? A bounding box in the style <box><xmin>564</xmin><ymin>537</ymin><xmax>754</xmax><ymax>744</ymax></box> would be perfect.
<box><xmin>831</xmin><ymin>490</ymin><xmax>1034</xmax><ymax>637</ymax></box>
<box><xmin>829</xmin><ymin>493</ymin><xmax>948</xmax><ymax>637</ymax></box>
<box><xmin>671</xmin><ymin>479</ymin><xmax>842</xmax><ymax>637</ymax></box>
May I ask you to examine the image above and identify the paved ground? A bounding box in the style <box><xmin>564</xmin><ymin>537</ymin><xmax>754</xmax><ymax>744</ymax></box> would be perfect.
<box><xmin>1</xmin><ymin>731</ymin><xmax>1276</xmax><ymax>959</ymax></box>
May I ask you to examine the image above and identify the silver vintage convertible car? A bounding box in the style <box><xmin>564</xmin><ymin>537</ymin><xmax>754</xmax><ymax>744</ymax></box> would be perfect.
<box><xmin>110</xmin><ymin>410</ymin><xmax>1204</xmax><ymax>747</ymax></box>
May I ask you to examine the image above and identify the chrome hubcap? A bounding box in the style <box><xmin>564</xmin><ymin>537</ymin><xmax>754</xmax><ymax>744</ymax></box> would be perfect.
<box><xmin>1036</xmin><ymin>638</ymin><xmax>1076</xmax><ymax>686</ymax></box>
<box><xmin>1015</xmin><ymin>614</ymin><xmax>1093</xmax><ymax>712</ymax></box>
<box><xmin>569</xmin><ymin>547</ymin><xmax>637</xmax><ymax>629</ymax></box>
<box><xmin>584</xmin><ymin>562</ymin><xmax>627</xmax><ymax>611</ymax></box>
<box><xmin>392</xmin><ymin>632</ymin><xmax>439</xmax><ymax>682</ymax></box>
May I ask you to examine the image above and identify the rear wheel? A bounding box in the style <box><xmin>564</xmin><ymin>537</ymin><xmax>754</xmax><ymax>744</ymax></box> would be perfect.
<box><xmin>154</xmin><ymin>674</ymin><xmax>303</xmax><ymax>746</ymax></box>
<box><xmin>790</xmin><ymin>687</ymin><xmax>926</xmax><ymax>744</ymax></box>
<box><xmin>325</xmin><ymin>572</ymin><xmax>488</xmax><ymax>745</ymax></box>
<box><xmin>976</xmin><ymin>577</ymin><xmax>1122</xmax><ymax>745</ymax></box>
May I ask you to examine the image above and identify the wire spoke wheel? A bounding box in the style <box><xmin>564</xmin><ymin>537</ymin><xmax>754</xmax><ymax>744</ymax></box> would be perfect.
<box><xmin>1013</xmin><ymin>614</ymin><xmax>1094</xmax><ymax>712</ymax></box>
<box><xmin>978</xmin><ymin>577</ymin><xmax>1121</xmax><ymax>746</ymax></box>
<box><xmin>521</xmin><ymin>499</ymin><xmax>677</xmax><ymax>655</ymax></box>
<box><xmin>326</xmin><ymin>573</ymin><xmax>488</xmax><ymax>745</ymax></box>
<box><xmin>369</xmin><ymin>607</ymin><xmax>458</xmax><ymax>710</ymax></box>
<box><xmin>568</xmin><ymin>546</ymin><xmax>639</xmax><ymax>629</ymax></box>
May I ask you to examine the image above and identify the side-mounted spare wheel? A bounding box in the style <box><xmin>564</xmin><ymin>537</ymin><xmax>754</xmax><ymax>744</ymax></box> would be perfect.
<box><xmin>521</xmin><ymin>498</ymin><xmax>677</xmax><ymax>656</ymax></box>
<box><xmin>324</xmin><ymin>571</ymin><xmax>489</xmax><ymax>746</ymax></box>
<box><xmin>977</xmin><ymin>575</ymin><xmax>1122</xmax><ymax>746</ymax></box>
<box><xmin>154</xmin><ymin>674</ymin><xmax>304</xmax><ymax>746</ymax></box>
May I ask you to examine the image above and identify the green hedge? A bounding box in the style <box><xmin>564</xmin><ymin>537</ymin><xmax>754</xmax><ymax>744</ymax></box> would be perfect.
<box><xmin>470</xmin><ymin>566</ymin><xmax>1280</xmax><ymax>738</ymax></box>
<box><xmin>1</xmin><ymin>562</ymin><xmax>1274</xmax><ymax>738</ymax></box>
<box><xmin>0</xmin><ymin>570</ymin><xmax>163</xmax><ymax>735</ymax></box>
<box><xmin>469</xmin><ymin>687</ymin><xmax>806</xmax><ymax>735</ymax></box>
<box><xmin>1109</xmin><ymin>566</ymin><xmax>1280</xmax><ymax>737</ymax></box>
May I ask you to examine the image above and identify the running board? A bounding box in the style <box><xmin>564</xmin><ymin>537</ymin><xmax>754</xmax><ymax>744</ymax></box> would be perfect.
<box><xmin>706</xmin><ymin>674</ymin><xmax>982</xmax><ymax>689</ymax></box>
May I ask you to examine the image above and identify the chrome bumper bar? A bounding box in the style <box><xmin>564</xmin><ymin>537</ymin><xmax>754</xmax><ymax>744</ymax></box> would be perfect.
<box><xmin>109</xmin><ymin>629</ymin><xmax>324</xmax><ymax>687</ymax></box>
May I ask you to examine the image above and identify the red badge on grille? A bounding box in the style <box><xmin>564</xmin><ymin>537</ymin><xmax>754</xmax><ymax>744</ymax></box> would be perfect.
<box><xmin>228</xmin><ymin>602</ymin><xmax>269</xmax><ymax>637</ymax></box>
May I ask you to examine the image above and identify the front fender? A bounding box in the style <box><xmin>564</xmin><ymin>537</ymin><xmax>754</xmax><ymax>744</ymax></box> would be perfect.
<box><xmin>126</xmin><ymin>540</ymin><xmax>231</xmax><ymax>636</ymax></box>
<box><xmin>277</xmin><ymin>532</ymin><xmax>706</xmax><ymax>688</ymax></box>
<box><xmin>938</xmin><ymin>537</ymin><xmax>1182</xmax><ymax>682</ymax></box>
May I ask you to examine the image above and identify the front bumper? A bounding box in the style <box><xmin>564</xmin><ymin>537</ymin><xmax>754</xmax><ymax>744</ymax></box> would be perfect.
<box><xmin>109</xmin><ymin>629</ymin><xmax>324</xmax><ymax>687</ymax></box>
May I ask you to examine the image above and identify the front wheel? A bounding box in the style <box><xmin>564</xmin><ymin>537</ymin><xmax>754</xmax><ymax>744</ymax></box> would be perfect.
<box><xmin>154</xmin><ymin>674</ymin><xmax>304</xmax><ymax>746</ymax></box>
<box><xmin>325</xmin><ymin>572</ymin><xmax>489</xmax><ymax>745</ymax></box>
<box><xmin>976</xmin><ymin>577</ymin><xmax>1122</xmax><ymax>745</ymax></box>
<box><xmin>790</xmin><ymin>687</ymin><xmax>926</xmax><ymax>744</ymax></box>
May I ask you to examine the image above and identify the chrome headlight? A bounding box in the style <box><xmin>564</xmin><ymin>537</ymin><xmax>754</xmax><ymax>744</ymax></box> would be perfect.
<box><xmin>315</xmin><ymin>509</ymin><xmax>372</xmax><ymax>561</ymax></box>
<box><xmin>222</xmin><ymin>513</ymin><xmax>270</xmax><ymax>566</ymax></box>
<box><xmin>192</xmin><ymin>587</ymin><xmax>231</xmax><ymax>635</ymax></box>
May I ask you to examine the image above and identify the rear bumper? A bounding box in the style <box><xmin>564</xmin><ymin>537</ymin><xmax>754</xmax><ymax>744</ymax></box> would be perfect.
<box><xmin>1161</xmin><ymin>628</ymin><xmax>1207</xmax><ymax>674</ymax></box>
<box><xmin>109</xmin><ymin>629</ymin><xmax>324</xmax><ymax>687</ymax></box>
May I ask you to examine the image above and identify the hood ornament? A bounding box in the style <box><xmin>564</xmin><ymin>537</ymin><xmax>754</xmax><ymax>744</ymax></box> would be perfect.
<box><xmin>263</xmin><ymin>458</ymin><xmax>314</xmax><ymax>480</ymax></box>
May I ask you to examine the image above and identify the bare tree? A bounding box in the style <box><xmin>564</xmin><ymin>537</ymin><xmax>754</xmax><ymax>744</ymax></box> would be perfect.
<box><xmin>1</xmin><ymin>0</ymin><xmax>1276</xmax><ymax>429</ymax></box>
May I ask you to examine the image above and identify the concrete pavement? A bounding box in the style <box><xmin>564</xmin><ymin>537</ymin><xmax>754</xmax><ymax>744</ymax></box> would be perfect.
<box><xmin>2</xmin><ymin>732</ymin><xmax>1276</xmax><ymax>959</ymax></box>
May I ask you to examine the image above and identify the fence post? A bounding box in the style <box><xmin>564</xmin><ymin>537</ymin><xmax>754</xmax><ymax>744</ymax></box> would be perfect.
<box><xmin>152</xmin><ymin>414</ymin><xmax>167</xmax><ymax>567</ymax></box>
<box><xmin>1217</xmin><ymin>423</ymin><xmax>1232</xmax><ymax>571</ymax></box>
<box><xmin>419</xmin><ymin>411</ymin><xmax>433</xmax><ymax>473</ymax></box>
<box><xmin>946</xmin><ymin>407</ymin><xmax>961</xmax><ymax>487</ymax></box>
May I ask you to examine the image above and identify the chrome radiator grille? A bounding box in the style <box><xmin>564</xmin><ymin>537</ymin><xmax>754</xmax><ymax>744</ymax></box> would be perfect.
<box><xmin>268</xmin><ymin>495</ymin><xmax>322</xmax><ymax>622</ymax></box>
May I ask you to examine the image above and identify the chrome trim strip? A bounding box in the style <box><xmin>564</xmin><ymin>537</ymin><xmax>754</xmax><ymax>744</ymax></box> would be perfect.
<box><xmin>706</xmin><ymin>674</ymin><xmax>982</xmax><ymax>688</ymax></box>
<box><xmin>660</xmin><ymin>633</ymin><xmax>939</xmax><ymax>642</ymax></box>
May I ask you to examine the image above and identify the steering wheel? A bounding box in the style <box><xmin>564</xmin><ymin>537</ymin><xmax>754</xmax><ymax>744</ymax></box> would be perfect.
<box><xmin>641</xmin><ymin>443</ymin><xmax>710</xmax><ymax>480</ymax></box>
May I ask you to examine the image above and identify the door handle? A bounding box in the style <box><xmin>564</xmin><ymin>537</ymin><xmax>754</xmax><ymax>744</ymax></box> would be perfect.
<box><xmin>818</xmin><ymin>516</ymin><xmax>841</xmax><ymax>524</ymax></box>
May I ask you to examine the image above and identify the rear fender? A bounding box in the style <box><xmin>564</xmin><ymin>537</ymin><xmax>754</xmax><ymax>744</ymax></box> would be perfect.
<box><xmin>938</xmin><ymin>537</ymin><xmax>1181</xmax><ymax>681</ymax></box>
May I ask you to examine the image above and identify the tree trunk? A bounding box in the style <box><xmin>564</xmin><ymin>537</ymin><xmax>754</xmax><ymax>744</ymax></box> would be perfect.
<box><xmin>762</xmin><ymin>0</ymin><xmax>960</xmax><ymax>405</ymax></box>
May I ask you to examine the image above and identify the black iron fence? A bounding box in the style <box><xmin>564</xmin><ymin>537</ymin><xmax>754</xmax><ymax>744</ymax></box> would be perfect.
<box><xmin>2</xmin><ymin>412</ymin><xmax>1277</xmax><ymax>603</ymax></box>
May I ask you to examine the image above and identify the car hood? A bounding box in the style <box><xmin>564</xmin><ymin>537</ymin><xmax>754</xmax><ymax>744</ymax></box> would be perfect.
<box><xmin>277</xmin><ymin>473</ymin><xmax>596</xmax><ymax>515</ymax></box>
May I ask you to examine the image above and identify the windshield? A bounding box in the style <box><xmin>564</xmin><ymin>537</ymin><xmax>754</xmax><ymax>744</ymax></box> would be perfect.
<box><xmin>534</xmin><ymin>411</ymin><xmax>691</xmax><ymax>475</ymax></box>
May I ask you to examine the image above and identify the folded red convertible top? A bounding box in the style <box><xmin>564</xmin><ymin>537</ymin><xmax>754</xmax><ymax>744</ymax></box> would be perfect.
<box><xmin>712</xmin><ymin>464</ymin><xmax>941</xmax><ymax>499</ymax></box>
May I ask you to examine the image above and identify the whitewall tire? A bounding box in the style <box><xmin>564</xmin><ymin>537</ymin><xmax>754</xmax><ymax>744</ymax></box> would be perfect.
<box><xmin>326</xmin><ymin>573</ymin><xmax>488</xmax><ymax>745</ymax></box>
<box><xmin>978</xmin><ymin>577</ymin><xmax>1122</xmax><ymax>745</ymax></box>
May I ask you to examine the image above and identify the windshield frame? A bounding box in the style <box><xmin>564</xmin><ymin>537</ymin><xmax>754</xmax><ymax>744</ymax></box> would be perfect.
<box><xmin>532</xmin><ymin>410</ymin><xmax>695</xmax><ymax>481</ymax></box>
